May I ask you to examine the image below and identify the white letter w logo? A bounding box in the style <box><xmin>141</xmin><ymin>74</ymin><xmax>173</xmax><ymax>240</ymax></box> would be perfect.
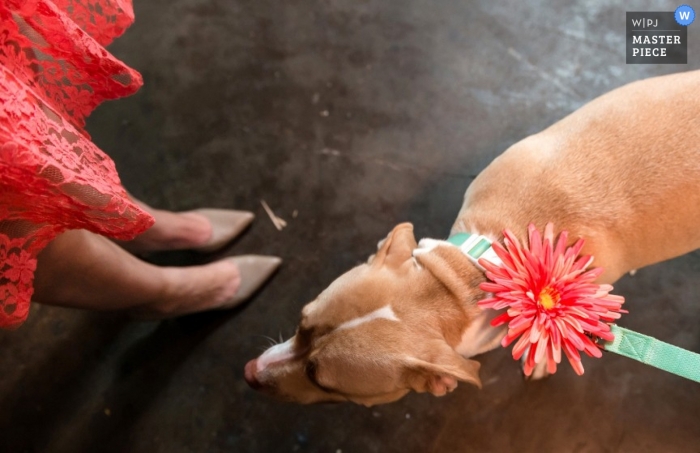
<box><xmin>680</xmin><ymin>11</ymin><xmax>691</xmax><ymax>20</ymax></box>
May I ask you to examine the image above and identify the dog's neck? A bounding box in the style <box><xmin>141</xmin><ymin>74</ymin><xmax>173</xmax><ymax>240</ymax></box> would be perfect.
<box><xmin>413</xmin><ymin>234</ymin><xmax>508</xmax><ymax>359</ymax></box>
<box><xmin>448</xmin><ymin>232</ymin><xmax>509</xmax><ymax>358</ymax></box>
<box><xmin>454</xmin><ymin>306</ymin><xmax>507</xmax><ymax>357</ymax></box>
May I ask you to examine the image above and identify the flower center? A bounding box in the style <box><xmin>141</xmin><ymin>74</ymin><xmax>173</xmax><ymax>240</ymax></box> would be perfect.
<box><xmin>538</xmin><ymin>287</ymin><xmax>560</xmax><ymax>310</ymax></box>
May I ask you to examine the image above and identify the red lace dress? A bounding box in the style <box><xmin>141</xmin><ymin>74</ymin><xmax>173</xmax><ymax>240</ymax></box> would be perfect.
<box><xmin>0</xmin><ymin>0</ymin><xmax>154</xmax><ymax>328</ymax></box>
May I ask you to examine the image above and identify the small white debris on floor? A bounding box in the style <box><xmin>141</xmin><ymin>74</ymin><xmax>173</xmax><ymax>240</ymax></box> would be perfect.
<box><xmin>261</xmin><ymin>200</ymin><xmax>287</xmax><ymax>231</ymax></box>
<box><xmin>292</xmin><ymin>209</ymin><xmax>298</xmax><ymax>218</ymax></box>
<box><xmin>320</xmin><ymin>109</ymin><xmax>329</xmax><ymax>117</ymax></box>
<box><xmin>320</xmin><ymin>148</ymin><xmax>341</xmax><ymax>156</ymax></box>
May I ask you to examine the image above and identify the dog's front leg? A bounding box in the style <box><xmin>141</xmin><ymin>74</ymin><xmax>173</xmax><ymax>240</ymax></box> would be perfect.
<box><xmin>455</xmin><ymin>308</ymin><xmax>507</xmax><ymax>358</ymax></box>
<box><xmin>524</xmin><ymin>352</ymin><xmax>550</xmax><ymax>380</ymax></box>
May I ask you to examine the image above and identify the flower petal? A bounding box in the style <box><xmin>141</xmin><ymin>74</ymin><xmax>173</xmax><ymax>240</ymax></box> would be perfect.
<box><xmin>477</xmin><ymin>223</ymin><xmax>625</xmax><ymax>376</ymax></box>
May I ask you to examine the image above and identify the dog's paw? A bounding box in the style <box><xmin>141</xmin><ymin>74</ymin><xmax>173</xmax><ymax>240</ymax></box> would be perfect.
<box><xmin>525</xmin><ymin>359</ymin><xmax>551</xmax><ymax>381</ymax></box>
<box><xmin>520</xmin><ymin>347</ymin><xmax>551</xmax><ymax>381</ymax></box>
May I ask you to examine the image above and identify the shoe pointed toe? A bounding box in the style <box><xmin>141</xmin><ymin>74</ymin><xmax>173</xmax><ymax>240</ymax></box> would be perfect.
<box><xmin>194</xmin><ymin>208</ymin><xmax>255</xmax><ymax>253</ymax></box>
<box><xmin>224</xmin><ymin>255</ymin><xmax>282</xmax><ymax>306</ymax></box>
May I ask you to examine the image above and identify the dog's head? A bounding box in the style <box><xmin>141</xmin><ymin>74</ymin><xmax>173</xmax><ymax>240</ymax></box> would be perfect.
<box><xmin>245</xmin><ymin>223</ymin><xmax>489</xmax><ymax>406</ymax></box>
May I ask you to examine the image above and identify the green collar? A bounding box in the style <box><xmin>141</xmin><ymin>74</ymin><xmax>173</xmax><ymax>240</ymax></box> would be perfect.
<box><xmin>446</xmin><ymin>232</ymin><xmax>502</xmax><ymax>270</ymax></box>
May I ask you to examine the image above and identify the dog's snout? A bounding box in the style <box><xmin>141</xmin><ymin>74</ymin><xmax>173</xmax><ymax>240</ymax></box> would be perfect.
<box><xmin>244</xmin><ymin>359</ymin><xmax>262</xmax><ymax>389</ymax></box>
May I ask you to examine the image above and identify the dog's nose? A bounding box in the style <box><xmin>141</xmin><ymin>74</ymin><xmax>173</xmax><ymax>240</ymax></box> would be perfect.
<box><xmin>244</xmin><ymin>359</ymin><xmax>262</xmax><ymax>389</ymax></box>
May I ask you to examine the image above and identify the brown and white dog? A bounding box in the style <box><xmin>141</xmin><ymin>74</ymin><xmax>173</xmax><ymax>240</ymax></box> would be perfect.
<box><xmin>245</xmin><ymin>70</ymin><xmax>700</xmax><ymax>406</ymax></box>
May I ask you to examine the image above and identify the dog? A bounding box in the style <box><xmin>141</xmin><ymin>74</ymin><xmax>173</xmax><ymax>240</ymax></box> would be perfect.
<box><xmin>244</xmin><ymin>70</ymin><xmax>700</xmax><ymax>406</ymax></box>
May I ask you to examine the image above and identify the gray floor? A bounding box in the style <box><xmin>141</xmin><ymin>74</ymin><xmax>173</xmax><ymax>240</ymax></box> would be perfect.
<box><xmin>2</xmin><ymin>1</ymin><xmax>700</xmax><ymax>452</ymax></box>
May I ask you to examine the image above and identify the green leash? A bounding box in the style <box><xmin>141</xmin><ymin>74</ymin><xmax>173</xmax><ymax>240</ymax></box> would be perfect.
<box><xmin>447</xmin><ymin>231</ymin><xmax>700</xmax><ymax>383</ymax></box>
<box><xmin>603</xmin><ymin>325</ymin><xmax>700</xmax><ymax>383</ymax></box>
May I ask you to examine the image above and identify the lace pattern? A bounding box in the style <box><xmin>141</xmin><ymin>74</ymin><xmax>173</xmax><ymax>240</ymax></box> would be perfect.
<box><xmin>0</xmin><ymin>0</ymin><xmax>153</xmax><ymax>328</ymax></box>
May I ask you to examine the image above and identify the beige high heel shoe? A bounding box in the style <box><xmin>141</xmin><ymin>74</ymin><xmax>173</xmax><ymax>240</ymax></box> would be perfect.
<box><xmin>193</xmin><ymin>208</ymin><xmax>255</xmax><ymax>253</ymax></box>
<box><xmin>219</xmin><ymin>255</ymin><xmax>282</xmax><ymax>307</ymax></box>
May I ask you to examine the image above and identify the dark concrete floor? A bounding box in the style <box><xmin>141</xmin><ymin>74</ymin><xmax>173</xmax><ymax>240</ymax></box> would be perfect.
<box><xmin>2</xmin><ymin>0</ymin><xmax>700</xmax><ymax>452</ymax></box>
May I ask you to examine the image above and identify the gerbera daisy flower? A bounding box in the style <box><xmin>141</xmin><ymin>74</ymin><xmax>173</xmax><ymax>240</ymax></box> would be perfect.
<box><xmin>477</xmin><ymin>223</ymin><xmax>626</xmax><ymax>376</ymax></box>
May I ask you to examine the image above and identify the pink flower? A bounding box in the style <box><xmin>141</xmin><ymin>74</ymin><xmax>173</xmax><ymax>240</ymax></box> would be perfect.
<box><xmin>478</xmin><ymin>223</ymin><xmax>626</xmax><ymax>376</ymax></box>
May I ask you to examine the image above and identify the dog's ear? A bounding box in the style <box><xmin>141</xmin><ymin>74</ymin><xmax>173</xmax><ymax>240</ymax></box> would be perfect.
<box><xmin>372</xmin><ymin>223</ymin><xmax>417</xmax><ymax>269</ymax></box>
<box><xmin>413</xmin><ymin>245</ymin><xmax>476</xmax><ymax>298</ymax></box>
<box><xmin>403</xmin><ymin>343</ymin><xmax>482</xmax><ymax>396</ymax></box>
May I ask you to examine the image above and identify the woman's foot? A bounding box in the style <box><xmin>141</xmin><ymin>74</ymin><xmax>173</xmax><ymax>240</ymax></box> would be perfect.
<box><xmin>194</xmin><ymin>209</ymin><xmax>255</xmax><ymax>253</ymax></box>
<box><xmin>34</xmin><ymin>230</ymin><xmax>281</xmax><ymax>318</ymax></box>
<box><xmin>117</xmin><ymin>205</ymin><xmax>254</xmax><ymax>254</ymax></box>
<box><xmin>134</xmin><ymin>255</ymin><xmax>282</xmax><ymax>318</ymax></box>
<box><xmin>222</xmin><ymin>256</ymin><xmax>283</xmax><ymax>305</ymax></box>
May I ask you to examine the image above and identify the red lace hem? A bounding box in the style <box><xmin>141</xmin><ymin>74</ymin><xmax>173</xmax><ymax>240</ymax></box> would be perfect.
<box><xmin>0</xmin><ymin>0</ymin><xmax>154</xmax><ymax>328</ymax></box>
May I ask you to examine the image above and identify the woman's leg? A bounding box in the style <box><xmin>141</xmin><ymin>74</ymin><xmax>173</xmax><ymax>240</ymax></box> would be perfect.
<box><xmin>33</xmin><ymin>229</ymin><xmax>243</xmax><ymax>317</ymax></box>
